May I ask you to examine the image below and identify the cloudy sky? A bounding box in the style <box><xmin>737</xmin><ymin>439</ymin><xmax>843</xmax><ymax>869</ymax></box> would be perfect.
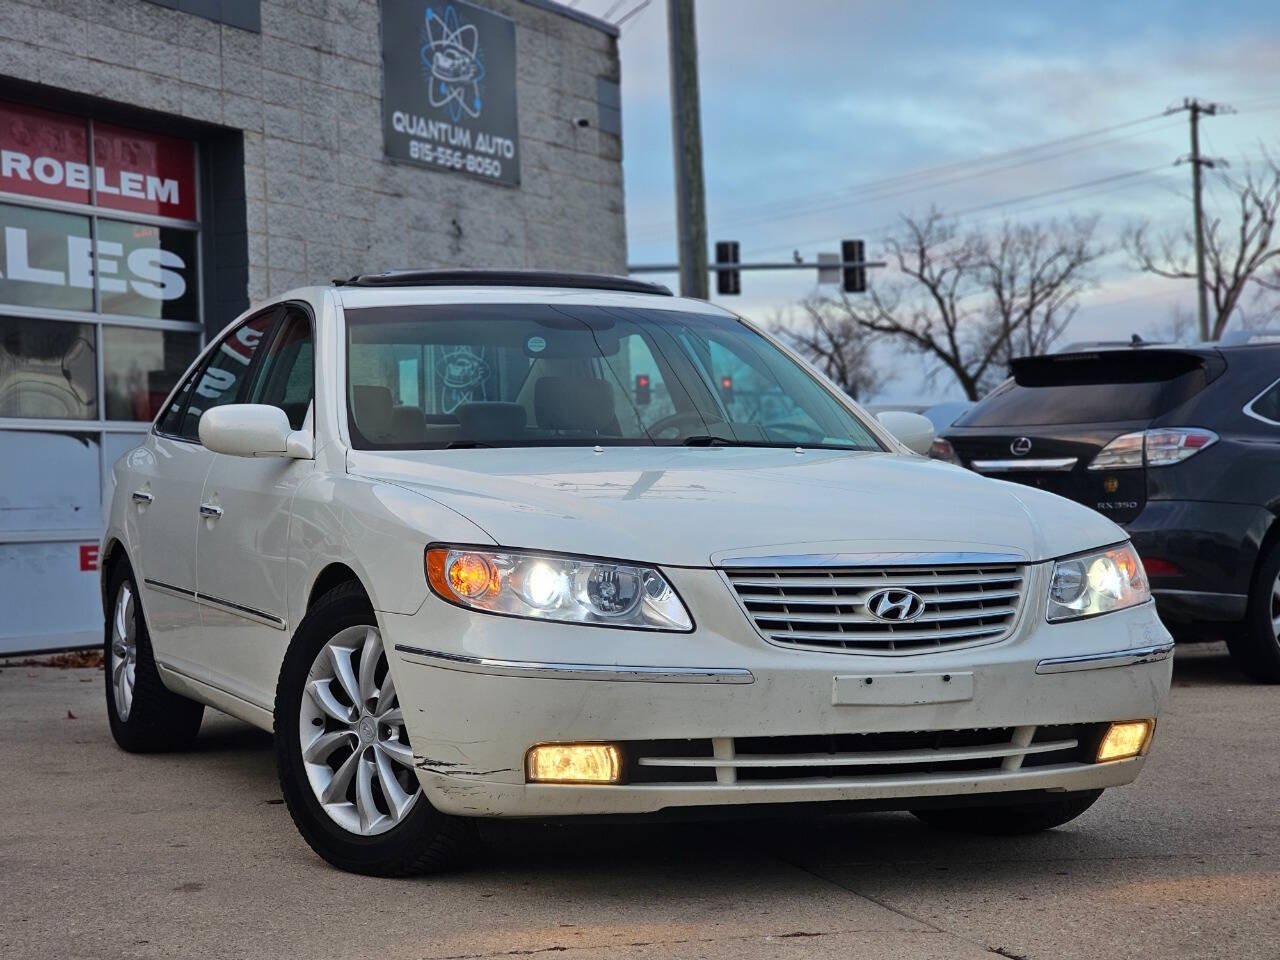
<box><xmin>573</xmin><ymin>0</ymin><xmax>1280</xmax><ymax>401</ymax></box>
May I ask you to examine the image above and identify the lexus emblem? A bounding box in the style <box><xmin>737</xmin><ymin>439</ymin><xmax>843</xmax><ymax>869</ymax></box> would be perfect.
<box><xmin>865</xmin><ymin>588</ymin><xmax>926</xmax><ymax>623</ymax></box>
<box><xmin>1010</xmin><ymin>437</ymin><xmax>1033</xmax><ymax>456</ymax></box>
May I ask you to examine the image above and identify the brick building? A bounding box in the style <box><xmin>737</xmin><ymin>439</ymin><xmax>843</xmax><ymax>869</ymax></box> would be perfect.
<box><xmin>0</xmin><ymin>0</ymin><xmax>628</xmax><ymax>652</ymax></box>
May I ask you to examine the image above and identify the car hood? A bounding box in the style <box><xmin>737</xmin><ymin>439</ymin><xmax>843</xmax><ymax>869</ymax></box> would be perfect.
<box><xmin>346</xmin><ymin>446</ymin><xmax>1126</xmax><ymax>567</ymax></box>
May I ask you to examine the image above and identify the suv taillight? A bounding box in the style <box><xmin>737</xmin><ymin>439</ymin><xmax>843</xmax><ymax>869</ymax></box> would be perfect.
<box><xmin>928</xmin><ymin>437</ymin><xmax>964</xmax><ymax>465</ymax></box>
<box><xmin>1088</xmin><ymin>428</ymin><xmax>1218</xmax><ymax>470</ymax></box>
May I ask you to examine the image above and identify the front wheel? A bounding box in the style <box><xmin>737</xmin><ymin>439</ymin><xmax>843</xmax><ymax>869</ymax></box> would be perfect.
<box><xmin>274</xmin><ymin>582</ymin><xmax>474</xmax><ymax>876</ymax></box>
<box><xmin>1226</xmin><ymin>543</ymin><xmax>1280</xmax><ymax>683</ymax></box>
<box><xmin>911</xmin><ymin>789</ymin><xmax>1103</xmax><ymax>835</ymax></box>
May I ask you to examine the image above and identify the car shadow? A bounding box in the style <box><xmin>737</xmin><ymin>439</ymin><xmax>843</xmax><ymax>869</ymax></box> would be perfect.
<box><xmin>1169</xmin><ymin>640</ymin><xmax>1253</xmax><ymax>686</ymax></box>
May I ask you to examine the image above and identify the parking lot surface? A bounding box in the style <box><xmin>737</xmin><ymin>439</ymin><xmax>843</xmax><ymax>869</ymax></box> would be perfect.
<box><xmin>2</xmin><ymin>643</ymin><xmax>1276</xmax><ymax>960</ymax></box>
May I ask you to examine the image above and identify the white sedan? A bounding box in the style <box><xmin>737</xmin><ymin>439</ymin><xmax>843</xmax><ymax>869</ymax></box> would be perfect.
<box><xmin>102</xmin><ymin>271</ymin><xmax>1173</xmax><ymax>876</ymax></box>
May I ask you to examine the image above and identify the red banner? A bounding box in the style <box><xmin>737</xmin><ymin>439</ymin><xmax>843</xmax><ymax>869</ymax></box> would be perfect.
<box><xmin>0</xmin><ymin>102</ymin><xmax>90</xmax><ymax>205</ymax></box>
<box><xmin>93</xmin><ymin>121</ymin><xmax>196</xmax><ymax>220</ymax></box>
<box><xmin>0</xmin><ymin>101</ymin><xmax>196</xmax><ymax>221</ymax></box>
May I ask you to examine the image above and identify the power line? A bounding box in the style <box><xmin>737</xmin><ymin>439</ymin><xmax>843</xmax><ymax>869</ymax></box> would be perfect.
<box><xmin>613</xmin><ymin>0</ymin><xmax>650</xmax><ymax>26</ymax></box>
<box><xmin>684</xmin><ymin>120</ymin><xmax>1186</xmax><ymax>238</ymax></box>
<box><xmin>629</xmin><ymin>111</ymin><xmax>1174</xmax><ymax>236</ymax></box>
<box><xmin>745</xmin><ymin>166</ymin><xmax>1174</xmax><ymax>258</ymax></box>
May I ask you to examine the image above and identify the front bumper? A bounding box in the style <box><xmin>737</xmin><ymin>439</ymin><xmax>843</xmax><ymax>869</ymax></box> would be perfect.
<box><xmin>381</xmin><ymin>564</ymin><xmax>1173</xmax><ymax>818</ymax></box>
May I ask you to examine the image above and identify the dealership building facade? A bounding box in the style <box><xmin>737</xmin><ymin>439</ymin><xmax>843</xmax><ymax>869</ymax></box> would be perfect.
<box><xmin>0</xmin><ymin>0</ymin><xmax>627</xmax><ymax>652</ymax></box>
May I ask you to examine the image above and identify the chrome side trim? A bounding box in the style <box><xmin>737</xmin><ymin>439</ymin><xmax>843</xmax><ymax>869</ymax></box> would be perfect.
<box><xmin>971</xmin><ymin>458</ymin><xmax>1078</xmax><ymax>472</ymax></box>
<box><xmin>717</xmin><ymin>551</ymin><xmax>1025</xmax><ymax>568</ymax></box>
<box><xmin>1242</xmin><ymin>376</ymin><xmax>1280</xmax><ymax>427</ymax></box>
<box><xmin>142</xmin><ymin>579</ymin><xmax>286</xmax><ymax>630</ymax></box>
<box><xmin>197</xmin><ymin>592</ymin><xmax>287</xmax><ymax>630</ymax></box>
<box><xmin>1036</xmin><ymin>642</ymin><xmax>1174</xmax><ymax>675</ymax></box>
<box><xmin>144</xmin><ymin>578</ymin><xmax>196</xmax><ymax>600</ymax></box>
<box><xmin>393</xmin><ymin>645</ymin><xmax>755</xmax><ymax>684</ymax></box>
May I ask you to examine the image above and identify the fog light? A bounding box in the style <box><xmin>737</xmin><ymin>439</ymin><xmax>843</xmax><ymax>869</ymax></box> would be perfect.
<box><xmin>1097</xmin><ymin>720</ymin><xmax>1153</xmax><ymax>762</ymax></box>
<box><xmin>526</xmin><ymin>743</ymin><xmax>622</xmax><ymax>784</ymax></box>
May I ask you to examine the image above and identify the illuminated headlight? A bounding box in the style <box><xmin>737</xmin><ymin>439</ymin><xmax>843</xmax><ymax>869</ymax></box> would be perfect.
<box><xmin>1047</xmin><ymin>542</ymin><xmax>1150</xmax><ymax>622</ymax></box>
<box><xmin>425</xmin><ymin>546</ymin><xmax>693</xmax><ymax>631</ymax></box>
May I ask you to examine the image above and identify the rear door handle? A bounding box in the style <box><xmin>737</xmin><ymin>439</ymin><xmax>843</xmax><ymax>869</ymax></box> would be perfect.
<box><xmin>199</xmin><ymin>503</ymin><xmax>223</xmax><ymax>520</ymax></box>
<box><xmin>131</xmin><ymin>490</ymin><xmax>153</xmax><ymax>505</ymax></box>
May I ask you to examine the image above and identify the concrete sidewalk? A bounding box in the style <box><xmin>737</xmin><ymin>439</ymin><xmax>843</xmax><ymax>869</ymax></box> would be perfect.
<box><xmin>1</xmin><ymin>643</ymin><xmax>1276</xmax><ymax>959</ymax></box>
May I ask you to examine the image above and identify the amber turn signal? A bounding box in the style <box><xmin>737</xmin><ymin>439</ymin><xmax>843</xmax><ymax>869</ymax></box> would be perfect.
<box><xmin>1096</xmin><ymin>719</ymin><xmax>1154</xmax><ymax>763</ymax></box>
<box><xmin>426</xmin><ymin>547</ymin><xmax>501</xmax><ymax>600</ymax></box>
<box><xmin>526</xmin><ymin>743</ymin><xmax>623</xmax><ymax>784</ymax></box>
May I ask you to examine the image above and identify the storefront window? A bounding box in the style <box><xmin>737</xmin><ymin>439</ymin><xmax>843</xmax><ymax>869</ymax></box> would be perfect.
<box><xmin>0</xmin><ymin>204</ymin><xmax>95</xmax><ymax>313</ymax></box>
<box><xmin>0</xmin><ymin>315</ymin><xmax>97</xmax><ymax>419</ymax></box>
<box><xmin>102</xmin><ymin>326</ymin><xmax>201</xmax><ymax>422</ymax></box>
<box><xmin>95</xmin><ymin>219</ymin><xmax>198</xmax><ymax>321</ymax></box>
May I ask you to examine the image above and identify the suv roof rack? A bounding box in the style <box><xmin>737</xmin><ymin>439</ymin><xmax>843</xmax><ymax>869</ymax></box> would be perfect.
<box><xmin>334</xmin><ymin>269</ymin><xmax>673</xmax><ymax>296</ymax></box>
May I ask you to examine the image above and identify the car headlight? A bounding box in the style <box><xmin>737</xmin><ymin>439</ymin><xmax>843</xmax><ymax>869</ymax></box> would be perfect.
<box><xmin>425</xmin><ymin>546</ymin><xmax>693</xmax><ymax>631</ymax></box>
<box><xmin>1046</xmin><ymin>542</ymin><xmax>1150</xmax><ymax>622</ymax></box>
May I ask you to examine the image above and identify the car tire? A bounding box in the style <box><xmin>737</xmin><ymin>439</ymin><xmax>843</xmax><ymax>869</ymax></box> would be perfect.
<box><xmin>105</xmin><ymin>560</ymin><xmax>205</xmax><ymax>752</ymax></box>
<box><xmin>910</xmin><ymin>789</ymin><xmax>1103</xmax><ymax>835</ymax></box>
<box><xmin>274</xmin><ymin>581</ymin><xmax>475</xmax><ymax>876</ymax></box>
<box><xmin>1227</xmin><ymin>543</ymin><xmax>1280</xmax><ymax>683</ymax></box>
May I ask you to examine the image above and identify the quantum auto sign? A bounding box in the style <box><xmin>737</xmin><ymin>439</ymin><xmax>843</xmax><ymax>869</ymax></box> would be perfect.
<box><xmin>381</xmin><ymin>0</ymin><xmax>521</xmax><ymax>187</ymax></box>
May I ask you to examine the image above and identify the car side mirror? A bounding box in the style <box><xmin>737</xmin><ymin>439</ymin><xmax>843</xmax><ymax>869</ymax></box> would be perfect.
<box><xmin>875</xmin><ymin>410</ymin><xmax>935</xmax><ymax>456</ymax></box>
<box><xmin>199</xmin><ymin>404</ymin><xmax>313</xmax><ymax>459</ymax></box>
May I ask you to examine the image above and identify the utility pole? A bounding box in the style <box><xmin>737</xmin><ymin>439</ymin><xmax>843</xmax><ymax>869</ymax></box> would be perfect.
<box><xmin>667</xmin><ymin>0</ymin><xmax>708</xmax><ymax>299</ymax></box>
<box><xmin>1167</xmin><ymin>97</ymin><xmax>1233</xmax><ymax>340</ymax></box>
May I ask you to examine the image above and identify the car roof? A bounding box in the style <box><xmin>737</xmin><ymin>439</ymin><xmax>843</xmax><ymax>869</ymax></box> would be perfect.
<box><xmin>329</xmin><ymin>283</ymin><xmax>731</xmax><ymax>316</ymax></box>
<box><xmin>334</xmin><ymin>269</ymin><xmax>673</xmax><ymax>297</ymax></box>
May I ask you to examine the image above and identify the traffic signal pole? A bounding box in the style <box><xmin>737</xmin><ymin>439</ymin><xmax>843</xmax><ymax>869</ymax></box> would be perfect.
<box><xmin>667</xmin><ymin>0</ymin><xmax>708</xmax><ymax>300</ymax></box>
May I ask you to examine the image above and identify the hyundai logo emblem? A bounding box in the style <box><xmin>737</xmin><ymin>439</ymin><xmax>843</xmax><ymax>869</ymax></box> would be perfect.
<box><xmin>1010</xmin><ymin>436</ymin><xmax>1033</xmax><ymax>456</ymax></box>
<box><xmin>865</xmin><ymin>588</ymin><xmax>926</xmax><ymax>623</ymax></box>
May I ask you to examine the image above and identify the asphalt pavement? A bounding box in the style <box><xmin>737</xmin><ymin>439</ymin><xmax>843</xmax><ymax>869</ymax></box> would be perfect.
<box><xmin>2</xmin><ymin>643</ymin><xmax>1276</xmax><ymax>960</ymax></box>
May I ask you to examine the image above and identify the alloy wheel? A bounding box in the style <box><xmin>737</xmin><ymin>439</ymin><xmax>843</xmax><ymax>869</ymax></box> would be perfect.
<box><xmin>298</xmin><ymin>625</ymin><xmax>421</xmax><ymax>836</ymax></box>
<box><xmin>1272</xmin><ymin>571</ymin><xmax>1280</xmax><ymax>644</ymax></box>
<box><xmin>110</xmin><ymin>581</ymin><xmax>138</xmax><ymax>720</ymax></box>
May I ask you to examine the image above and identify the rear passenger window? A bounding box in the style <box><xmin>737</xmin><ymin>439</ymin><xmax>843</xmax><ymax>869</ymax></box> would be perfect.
<box><xmin>1250</xmin><ymin>380</ymin><xmax>1280</xmax><ymax>425</ymax></box>
<box><xmin>178</xmin><ymin>310</ymin><xmax>278</xmax><ymax>440</ymax></box>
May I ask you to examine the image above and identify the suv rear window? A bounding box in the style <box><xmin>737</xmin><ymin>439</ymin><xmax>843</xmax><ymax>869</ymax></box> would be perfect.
<box><xmin>955</xmin><ymin>351</ymin><xmax>1217</xmax><ymax>428</ymax></box>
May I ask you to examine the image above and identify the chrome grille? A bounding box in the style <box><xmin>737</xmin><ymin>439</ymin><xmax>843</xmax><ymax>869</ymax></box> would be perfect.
<box><xmin>725</xmin><ymin>562</ymin><xmax>1026</xmax><ymax>652</ymax></box>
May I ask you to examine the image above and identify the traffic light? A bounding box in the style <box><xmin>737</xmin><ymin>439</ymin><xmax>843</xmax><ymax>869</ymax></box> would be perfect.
<box><xmin>715</xmin><ymin>240</ymin><xmax>741</xmax><ymax>295</ymax></box>
<box><xmin>841</xmin><ymin>239</ymin><xmax>866</xmax><ymax>293</ymax></box>
<box><xmin>719</xmin><ymin>375</ymin><xmax>733</xmax><ymax>403</ymax></box>
<box><xmin>635</xmin><ymin>373</ymin><xmax>651</xmax><ymax>405</ymax></box>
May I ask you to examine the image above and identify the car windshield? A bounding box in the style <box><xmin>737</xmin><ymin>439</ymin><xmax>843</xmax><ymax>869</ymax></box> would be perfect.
<box><xmin>344</xmin><ymin>303</ymin><xmax>883</xmax><ymax>451</ymax></box>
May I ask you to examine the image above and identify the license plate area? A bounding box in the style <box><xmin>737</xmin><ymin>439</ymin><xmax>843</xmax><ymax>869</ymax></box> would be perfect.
<box><xmin>833</xmin><ymin>671</ymin><xmax>974</xmax><ymax>706</ymax></box>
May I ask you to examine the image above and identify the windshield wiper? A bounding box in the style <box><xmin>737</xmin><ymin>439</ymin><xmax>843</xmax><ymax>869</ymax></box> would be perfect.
<box><xmin>679</xmin><ymin>435</ymin><xmax>793</xmax><ymax>448</ymax></box>
<box><xmin>441</xmin><ymin>440</ymin><xmax>496</xmax><ymax>449</ymax></box>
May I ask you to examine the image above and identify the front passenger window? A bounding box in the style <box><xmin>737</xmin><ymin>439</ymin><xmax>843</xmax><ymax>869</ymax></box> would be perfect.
<box><xmin>178</xmin><ymin>310</ymin><xmax>277</xmax><ymax>441</ymax></box>
<box><xmin>249</xmin><ymin>311</ymin><xmax>314</xmax><ymax>430</ymax></box>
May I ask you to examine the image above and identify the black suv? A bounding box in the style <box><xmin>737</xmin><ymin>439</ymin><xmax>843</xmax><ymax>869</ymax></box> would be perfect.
<box><xmin>936</xmin><ymin>339</ymin><xmax>1280</xmax><ymax>681</ymax></box>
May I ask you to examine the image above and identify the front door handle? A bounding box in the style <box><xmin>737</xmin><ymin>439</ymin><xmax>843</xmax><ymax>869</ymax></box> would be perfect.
<box><xmin>131</xmin><ymin>490</ymin><xmax>153</xmax><ymax>505</ymax></box>
<box><xmin>199</xmin><ymin>503</ymin><xmax>223</xmax><ymax>520</ymax></box>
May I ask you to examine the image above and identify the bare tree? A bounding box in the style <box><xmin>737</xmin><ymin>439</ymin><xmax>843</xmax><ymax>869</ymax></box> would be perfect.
<box><xmin>772</xmin><ymin>299</ymin><xmax>889</xmax><ymax>401</ymax></box>
<box><xmin>796</xmin><ymin>209</ymin><xmax>1105</xmax><ymax>400</ymax></box>
<box><xmin>1124</xmin><ymin>151</ymin><xmax>1280</xmax><ymax>341</ymax></box>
